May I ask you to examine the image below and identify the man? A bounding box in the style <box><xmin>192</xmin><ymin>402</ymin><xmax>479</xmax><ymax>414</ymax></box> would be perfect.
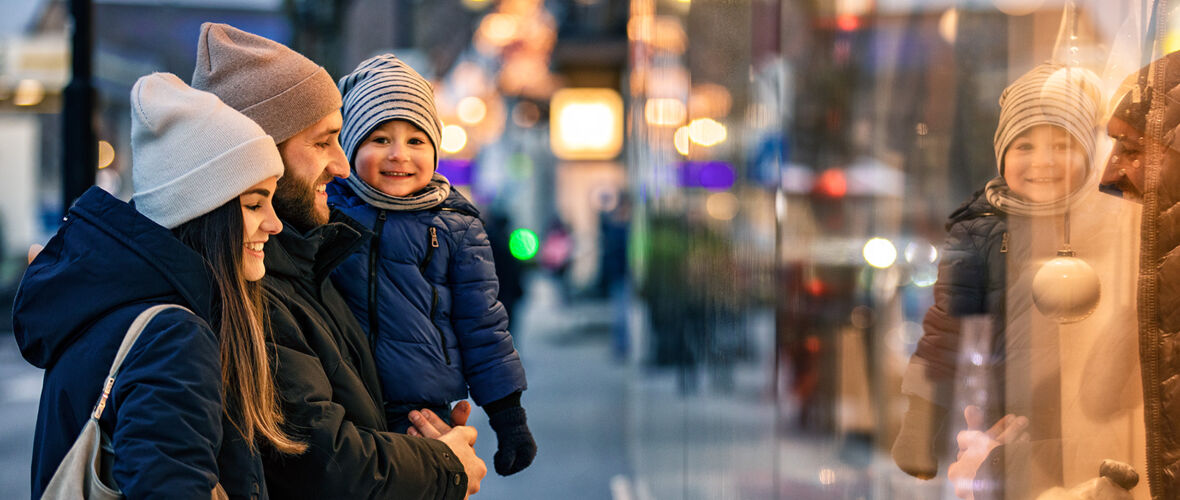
<box><xmin>191</xmin><ymin>22</ymin><xmax>485</xmax><ymax>499</ymax></box>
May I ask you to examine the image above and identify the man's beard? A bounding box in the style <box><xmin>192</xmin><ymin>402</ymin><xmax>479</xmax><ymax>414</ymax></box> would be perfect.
<box><xmin>274</xmin><ymin>171</ymin><xmax>331</xmax><ymax>233</ymax></box>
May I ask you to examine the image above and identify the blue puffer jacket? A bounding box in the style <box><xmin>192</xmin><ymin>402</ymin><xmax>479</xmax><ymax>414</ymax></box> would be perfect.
<box><xmin>14</xmin><ymin>187</ymin><xmax>265</xmax><ymax>500</ymax></box>
<box><xmin>328</xmin><ymin>180</ymin><xmax>526</xmax><ymax>408</ymax></box>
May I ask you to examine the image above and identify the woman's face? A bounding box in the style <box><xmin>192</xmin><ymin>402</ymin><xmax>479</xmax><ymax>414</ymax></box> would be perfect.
<box><xmin>1002</xmin><ymin>124</ymin><xmax>1088</xmax><ymax>203</ymax></box>
<box><xmin>354</xmin><ymin>120</ymin><xmax>436</xmax><ymax>197</ymax></box>
<box><xmin>240</xmin><ymin>176</ymin><xmax>283</xmax><ymax>282</ymax></box>
<box><xmin>1099</xmin><ymin>116</ymin><xmax>1146</xmax><ymax>202</ymax></box>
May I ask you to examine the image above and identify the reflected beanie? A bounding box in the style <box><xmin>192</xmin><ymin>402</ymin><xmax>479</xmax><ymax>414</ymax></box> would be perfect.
<box><xmin>130</xmin><ymin>72</ymin><xmax>284</xmax><ymax>229</ymax></box>
<box><xmin>993</xmin><ymin>62</ymin><xmax>1102</xmax><ymax>175</ymax></box>
<box><xmin>191</xmin><ymin>22</ymin><xmax>341</xmax><ymax>143</ymax></box>
<box><xmin>338</xmin><ymin>54</ymin><xmax>441</xmax><ymax>168</ymax></box>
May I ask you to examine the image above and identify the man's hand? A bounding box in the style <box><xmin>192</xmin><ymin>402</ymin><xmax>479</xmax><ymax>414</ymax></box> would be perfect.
<box><xmin>408</xmin><ymin>404</ymin><xmax>485</xmax><ymax>498</ymax></box>
<box><xmin>947</xmin><ymin>406</ymin><xmax>1029</xmax><ymax>500</ymax></box>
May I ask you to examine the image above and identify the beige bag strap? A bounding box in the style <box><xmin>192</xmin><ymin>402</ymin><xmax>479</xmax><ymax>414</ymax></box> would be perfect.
<box><xmin>91</xmin><ymin>304</ymin><xmax>192</xmax><ymax>420</ymax></box>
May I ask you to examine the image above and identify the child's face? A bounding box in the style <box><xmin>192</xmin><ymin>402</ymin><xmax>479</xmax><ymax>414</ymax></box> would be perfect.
<box><xmin>1003</xmin><ymin>124</ymin><xmax>1088</xmax><ymax>203</ymax></box>
<box><xmin>355</xmin><ymin>120</ymin><xmax>436</xmax><ymax>197</ymax></box>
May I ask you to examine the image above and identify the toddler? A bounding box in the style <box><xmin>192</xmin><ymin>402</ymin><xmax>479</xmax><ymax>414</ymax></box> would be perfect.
<box><xmin>329</xmin><ymin>54</ymin><xmax>534</xmax><ymax>476</ymax></box>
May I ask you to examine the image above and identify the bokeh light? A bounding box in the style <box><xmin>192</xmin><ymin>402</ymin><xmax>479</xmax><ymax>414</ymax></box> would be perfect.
<box><xmin>457</xmin><ymin>96</ymin><xmax>488</xmax><ymax>125</ymax></box>
<box><xmin>509</xmin><ymin>228</ymin><xmax>539</xmax><ymax>260</ymax></box>
<box><xmin>644</xmin><ymin>98</ymin><xmax>686</xmax><ymax>127</ymax></box>
<box><xmin>863</xmin><ymin>237</ymin><xmax>897</xmax><ymax>269</ymax></box>
<box><xmin>97</xmin><ymin>140</ymin><xmax>115</xmax><ymax>169</ymax></box>
<box><xmin>673</xmin><ymin>126</ymin><xmax>690</xmax><ymax>156</ymax></box>
<box><xmin>442</xmin><ymin>124</ymin><xmax>468</xmax><ymax>153</ymax></box>
<box><xmin>705</xmin><ymin>192</ymin><xmax>739</xmax><ymax>220</ymax></box>
<box><xmin>687</xmin><ymin>118</ymin><xmax>727</xmax><ymax>147</ymax></box>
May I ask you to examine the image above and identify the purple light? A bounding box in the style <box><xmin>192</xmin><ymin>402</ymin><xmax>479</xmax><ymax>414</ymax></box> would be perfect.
<box><xmin>438</xmin><ymin>158</ymin><xmax>473</xmax><ymax>186</ymax></box>
<box><xmin>678</xmin><ymin>161</ymin><xmax>735</xmax><ymax>191</ymax></box>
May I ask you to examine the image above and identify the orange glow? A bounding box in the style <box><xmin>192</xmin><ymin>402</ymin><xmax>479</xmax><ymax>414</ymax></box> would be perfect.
<box><xmin>817</xmin><ymin>168</ymin><xmax>847</xmax><ymax>198</ymax></box>
<box><xmin>836</xmin><ymin>14</ymin><xmax>859</xmax><ymax>32</ymax></box>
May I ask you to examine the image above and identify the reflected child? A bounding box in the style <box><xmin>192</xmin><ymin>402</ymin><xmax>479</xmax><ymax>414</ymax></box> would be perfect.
<box><xmin>891</xmin><ymin>62</ymin><xmax>1102</xmax><ymax>479</ymax></box>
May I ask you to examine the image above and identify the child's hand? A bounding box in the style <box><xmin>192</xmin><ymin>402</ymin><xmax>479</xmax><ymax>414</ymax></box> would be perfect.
<box><xmin>488</xmin><ymin>406</ymin><xmax>537</xmax><ymax>476</ymax></box>
<box><xmin>947</xmin><ymin>406</ymin><xmax>1029</xmax><ymax>499</ymax></box>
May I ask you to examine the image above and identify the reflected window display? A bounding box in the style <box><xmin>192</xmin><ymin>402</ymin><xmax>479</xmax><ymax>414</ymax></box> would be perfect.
<box><xmin>627</xmin><ymin>1</ymin><xmax>1177</xmax><ymax>499</ymax></box>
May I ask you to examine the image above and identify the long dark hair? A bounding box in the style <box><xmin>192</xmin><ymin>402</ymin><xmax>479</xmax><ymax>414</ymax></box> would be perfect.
<box><xmin>174</xmin><ymin>199</ymin><xmax>304</xmax><ymax>455</ymax></box>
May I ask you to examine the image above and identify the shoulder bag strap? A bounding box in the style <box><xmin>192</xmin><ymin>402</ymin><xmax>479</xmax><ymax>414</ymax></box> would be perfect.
<box><xmin>91</xmin><ymin>304</ymin><xmax>193</xmax><ymax>420</ymax></box>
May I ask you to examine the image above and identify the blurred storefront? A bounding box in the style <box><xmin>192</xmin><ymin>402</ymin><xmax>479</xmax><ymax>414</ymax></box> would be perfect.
<box><xmin>3</xmin><ymin>0</ymin><xmax>1179</xmax><ymax>498</ymax></box>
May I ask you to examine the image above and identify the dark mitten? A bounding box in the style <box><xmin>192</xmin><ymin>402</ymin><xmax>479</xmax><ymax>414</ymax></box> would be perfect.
<box><xmin>891</xmin><ymin>394</ymin><xmax>948</xmax><ymax>480</ymax></box>
<box><xmin>488</xmin><ymin>405</ymin><xmax>537</xmax><ymax>476</ymax></box>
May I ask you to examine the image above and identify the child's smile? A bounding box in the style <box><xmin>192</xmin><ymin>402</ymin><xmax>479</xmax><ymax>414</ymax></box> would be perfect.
<box><xmin>355</xmin><ymin>119</ymin><xmax>437</xmax><ymax>197</ymax></box>
<box><xmin>1002</xmin><ymin>124</ymin><xmax>1088</xmax><ymax>203</ymax></box>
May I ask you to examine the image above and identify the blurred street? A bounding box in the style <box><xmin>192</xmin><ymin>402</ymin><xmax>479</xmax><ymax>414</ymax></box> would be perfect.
<box><xmin>0</xmin><ymin>272</ymin><xmax>946</xmax><ymax>500</ymax></box>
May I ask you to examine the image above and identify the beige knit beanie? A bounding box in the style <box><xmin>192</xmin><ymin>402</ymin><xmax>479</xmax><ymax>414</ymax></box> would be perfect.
<box><xmin>191</xmin><ymin>22</ymin><xmax>341</xmax><ymax>144</ymax></box>
<box><xmin>993</xmin><ymin>62</ymin><xmax>1103</xmax><ymax>176</ymax></box>
<box><xmin>131</xmin><ymin>72</ymin><xmax>284</xmax><ymax>229</ymax></box>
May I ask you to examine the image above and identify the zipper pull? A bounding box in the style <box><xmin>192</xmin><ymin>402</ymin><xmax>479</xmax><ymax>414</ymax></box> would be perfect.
<box><xmin>430</xmin><ymin>227</ymin><xmax>439</xmax><ymax>248</ymax></box>
<box><xmin>1001</xmin><ymin>232</ymin><xmax>1009</xmax><ymax>253</ymax></box>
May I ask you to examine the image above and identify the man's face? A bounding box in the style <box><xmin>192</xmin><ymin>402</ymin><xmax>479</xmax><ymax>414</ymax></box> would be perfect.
<box><xmin>1100</xmin><ymin>116</ymin><xmax>1146</xmax><ymax>202</ymax></box>
<box><xmin>275</xmin><ymin>110</ymin><xmax>348</xmax><ymax>232</ymax></box>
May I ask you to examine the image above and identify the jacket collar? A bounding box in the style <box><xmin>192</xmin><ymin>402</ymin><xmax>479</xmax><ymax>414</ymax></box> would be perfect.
<box><xmin>265</xmin><ymin>208</ymin><xmax>370</xmax><ymax>285</ymax></box>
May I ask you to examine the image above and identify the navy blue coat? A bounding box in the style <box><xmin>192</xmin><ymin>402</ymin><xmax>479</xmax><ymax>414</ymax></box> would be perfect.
<box><xmin>909</xmin><ymin>183</ymin><xmax>1012</xmax><ymax>419</ymax></box>
<box><xmin>328</xmin><ymin>181</ymin><xmax>526</xmax><ymax>408</ymax></box>
<box><xmin>14</xmin><ymin>187</ymin><xmax>267</xmax><ymax>499</ymax></box>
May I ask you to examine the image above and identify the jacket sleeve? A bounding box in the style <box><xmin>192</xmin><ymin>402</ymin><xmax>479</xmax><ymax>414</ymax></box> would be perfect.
<box><xmin>448</xmin><ymin>217</ymin><xmax>527</xmax><ymax>406</ymax></box>
<box><xmin>263</xmin><ymin>295</ymin><xmax>468</xmax><ymax>500</ymax></box>
<box><xmin>912</xmin><ymin>220</ymin><xmax>990</xmax><ymax>384</ymax></box>
<box><xmin>110</xmin><ymin>309</ymin><xmax>223</xmax><ymax>500</ymax></box>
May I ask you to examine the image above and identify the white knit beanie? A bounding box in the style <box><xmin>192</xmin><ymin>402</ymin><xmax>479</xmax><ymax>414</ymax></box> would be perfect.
<box><xmin>131</xmin><ymin>72</ymin><xmax>284</xmax><ymax>229</ymax></box>
<box><xmin>338</xmin><ymin>54</ymin><xmax>441</xmax><ymax>168</ymax></box>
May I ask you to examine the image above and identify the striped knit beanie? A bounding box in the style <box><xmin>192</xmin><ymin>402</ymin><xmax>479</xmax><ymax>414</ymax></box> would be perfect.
<box><xmin>130</xmin><ymin>73</ymin><xmax>284</xmax><ymax>229</ymax></box>
<box><xmin>338</xmin><ymin>54</ymin><xmax>441</xmax><ymax>169</ymax></box>
<box><xmin>994</xmin><ymin>62</ymin><xmax>1102</xmax><ymax>176</ymax></box>
<box><xmin>191</xmin><ymin>22</ymin><xmax>341</xmax><ymax>144</ymax></box>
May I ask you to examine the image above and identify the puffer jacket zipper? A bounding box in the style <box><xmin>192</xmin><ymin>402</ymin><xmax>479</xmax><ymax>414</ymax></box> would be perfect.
<box><xmin>420</xmin><ymin>226</ymin><xmax>450</xmax><ymax>365</ymax></box>
<box><xmin>367</xmin><ymin>210</ymin><xmax>387</xmax><ymax>351</ymax></box>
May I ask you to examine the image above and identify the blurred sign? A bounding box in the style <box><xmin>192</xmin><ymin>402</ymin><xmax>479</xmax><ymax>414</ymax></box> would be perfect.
<box><xmin>550</xmin><ymin>88</ymin><xmax>624</xmax><ymax>160</ymax></box>
<box><xmin>2</xmin><ymin>34</ymin><xmax>69</xmax><ymax>89</ymax></box>
<box><xmin>438</xmin><ymin>158</ymin><xmax>473</xmax><ymax>186</ymax></box>
<box><xmin>678</xmin><ymin>161</ymin><xmax>735</xmax><ymax>191</ymax></box>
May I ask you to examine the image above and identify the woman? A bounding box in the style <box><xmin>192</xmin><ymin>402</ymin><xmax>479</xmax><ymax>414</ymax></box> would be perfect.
<box><xmin>15</xmin><ymin>72</ymin><xmax>303</xmax><ymax>499</ymax></box>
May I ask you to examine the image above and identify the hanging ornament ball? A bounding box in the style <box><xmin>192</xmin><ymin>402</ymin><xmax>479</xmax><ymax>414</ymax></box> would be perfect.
<box><xmin>1032</xmin><ymin>253</ymin><xmax>1101</xmax><ymax>324</ymax></box>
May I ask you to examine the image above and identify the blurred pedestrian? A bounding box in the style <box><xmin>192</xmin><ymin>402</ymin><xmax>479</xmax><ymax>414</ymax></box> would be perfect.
<box><xmin>15</xmin><ymin>72</ymin><xmax>300</xmax><ymax>498</ymax></box>
<box><xmin>487</xmin><ymin>209</ymin><xmax>525</xmax><ymax>332</ymax></box>
<box><xmin>328</xmin><ymin>53</ymin><xmax>535</xmax><ymax>477</ymax></box>
<box><xmin>191</xmin><ymin>23</ymin><xmax>484</xmax><ymax>498</ymax></box>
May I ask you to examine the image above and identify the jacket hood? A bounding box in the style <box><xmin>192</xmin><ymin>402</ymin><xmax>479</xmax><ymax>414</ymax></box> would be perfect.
<box><xmin>14</xmin><ymin>187</ymin><xmax>216</xmax><ymax>369</ymax></box>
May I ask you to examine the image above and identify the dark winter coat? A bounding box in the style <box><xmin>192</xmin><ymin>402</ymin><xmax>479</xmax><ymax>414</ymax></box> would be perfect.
<box><xmin>911</xmin><ymin>185</ymin><xmax>1008</xmax><ymax>405</ymax></box>
<box><xmin>327</xmin><ymin>181</ymin><xmax>526</xmax><ymax>408</ymax></box>
<box><xmin>14</xmin><ymin>187</ymin><xmax>264</xmax><ymax>500</ymax></box>
<box><xmin>1142</xmin><ymin>143</ymin><xmax>1180</xmax><ymax>499</ymax></box>
<box><xmin>258</xmin><ymin>209</ymin><xmax>467</xmax><ymax>499</ymax></box>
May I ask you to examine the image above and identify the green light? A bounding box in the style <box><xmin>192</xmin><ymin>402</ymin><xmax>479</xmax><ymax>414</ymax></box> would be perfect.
<box><xmin>509</xmin><ymin>228</ymin><xmax>539</xmax><ymax>261</ymax></box>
